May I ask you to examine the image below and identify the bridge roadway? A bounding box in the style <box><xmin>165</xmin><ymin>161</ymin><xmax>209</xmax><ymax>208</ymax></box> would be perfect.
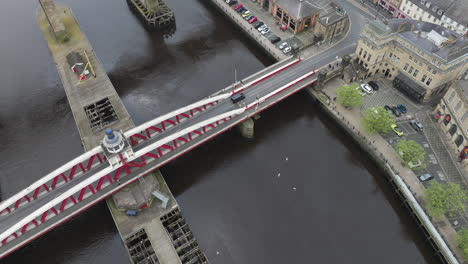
<box><xmin>0</xmin><ymin>1</ymin><xmax>366</xmax><ymax>255</ymax></box>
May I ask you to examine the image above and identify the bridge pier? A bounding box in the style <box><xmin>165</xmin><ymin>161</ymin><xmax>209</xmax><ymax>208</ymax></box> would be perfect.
<box><xmin>237</xmin><ymin>118</ymin><xmax>255</xmax><ymax>139</ymax></box>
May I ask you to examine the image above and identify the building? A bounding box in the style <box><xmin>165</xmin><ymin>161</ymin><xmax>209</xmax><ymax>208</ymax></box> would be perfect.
<box><xmin>354</xmin><ymin>19</ymin><xmax>468</xmax><ymax>102</ymax></box>
<box><xmin>433</xmin><ymin>80</ymin><xmax>468</xmax><ymax>169</ymax></box>
<box><xmin>256</xmin><ymin>0</ymin><xmax>348</xmax><ymax>36</ymax></box>
<box><xmin>372</xmin><ymin>0</ymin><xmax>408</xmax><ymax>19</ymax></box>
<box><xmin>399</xmin><ymin>0</ymin><xmax>468</xmax><ymax>35</ymax></box>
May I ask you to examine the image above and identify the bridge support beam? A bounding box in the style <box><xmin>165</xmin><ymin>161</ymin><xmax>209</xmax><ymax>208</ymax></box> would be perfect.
<box><xmin>237</xmin><ymin>118</ymin><xmax>254</xmax><ymax>139</ymax></box>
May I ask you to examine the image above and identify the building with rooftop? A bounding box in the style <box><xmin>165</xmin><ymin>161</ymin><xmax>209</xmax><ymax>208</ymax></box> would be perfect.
<box><xmin>256</xmin><ymin>0</ymin><xmax>348</xmax><ymax>36</ymax></box>
<box><xmin>433</xmin><ymin>80</ymin><xmax>468</xmax><ymax>169</ymax></box>
<box><xmin>399</xmin><ymin>0</ymin><xmax>467</xmax><ymax>35</ymax></box>
<box><xmin>354</xmin><ymin>19</ymin><xmax>468</xmax><ymax>102</ymax></box>
<box><xmin>372</xmin><ymin>0</ymin><xmax>408</xmax><ymax>19</ymax></box>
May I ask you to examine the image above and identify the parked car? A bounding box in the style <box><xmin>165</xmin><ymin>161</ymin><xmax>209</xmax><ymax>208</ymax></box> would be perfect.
<box><xmin>283</xmin><ymin>46</ymin><xmax>292</xmax><ymax>53</ymax></box>
<box><xmin>226</xmin><ymin>0</ymin><xmax>237</xmax><ymax>6</ymax></box>
<box><xmin>391</xmin><ymin>124</ymin><xmax>403</xmax><ymax>136</ymax></box>
<box><xmin>248</xmin><ymin>17</ymin><xmax>258</xmax><ymax>24</ymax></box>
<box><xmin>390</xmin><ymin>106</ymin><xmax>401</xmax><ymax>117</ymax></box>
<box><xmin>279</xmin><ymin>42</ymin><xmax>289</xmax><ymax>50</ymax></box>
<box><xmin>244</xmin><ymin>14</ymin><xmax>254</xmax><ymax>21</ymax></box>
<box><xmin>419</xmin><ymin>173</ymin><xmax>434</xmax><ymax>182</ymax></box>
<box><xmin>242</xmin><ymin>10</ymin><xmax>251</xmax><ymax>17</ymax></box>
<box><xmin>410</xmin><ymin>120</ymin><xmax>424</xmax><ymax>131</ymax></box>
<box><xmin>257</xmin><ymin>24</ymin><xmax>268</xmax><ymax>32</ymax></box>
<box><xmin>233</xmin><ymin>3</ymin><xmax>243</xmax><ymax>10</ymax></box>
<box><xmin>384</xmin><ymin>105</ymin><xmax>393</xmax><ymax>115</ymax></box>
<box><xmin>236</xmin><ymin>7</ymin><xmax>246</xmax><ymax>13</ymax></box>
<box><xmin>253</xmin><ymin>21</ymin><xmax>264</xmax><ymax>28</ymax></box>
<box><xmin>368</xmin><ymin>81</ymin><xmax>379</xmax><ymax>91</ymax></box>
<box><xmin>360</xmin><ymin>83</ymin><xmax>373</xmax><ymax>94</ymax></box>
<box><xmin>270</xmin><ymin>35</ymin><xmax>281</xmax><ymax>44</ymax></box>
<box><xmin>261</xmin><ymin>28</ymin><xmax>270</xmax><ymax>35</ymax></box>
<box><xmin>396</xmin><ymin>104</ymin><xmax>407</xmax><ymax>114</ymax></box>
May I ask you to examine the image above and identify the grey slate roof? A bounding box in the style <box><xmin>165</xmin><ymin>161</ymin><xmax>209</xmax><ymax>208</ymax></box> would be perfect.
<box><xmin>276</xmin><ymin>0</ymin><xmax>334</xmax><ymax>20</ymax></box>
<box><xmin>410</xmin><ymin>0</ymin><xmax>453</xmax><ymax>20</ymax></box>
<box><xmin>444</xmin><ymin>0</ymin><xmax>468</xmax><ymax>29</ymax></box>
<box><xmin>380</xmin><ymin>19</ymin><xmax>468</xmax><ymax>62</ymax></box>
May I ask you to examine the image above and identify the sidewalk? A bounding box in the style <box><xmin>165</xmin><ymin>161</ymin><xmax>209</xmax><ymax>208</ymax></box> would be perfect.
<box><xmin>320</xmin><ymin>77</ymin><xmax>464</xmax><ymax>262</ymax></box>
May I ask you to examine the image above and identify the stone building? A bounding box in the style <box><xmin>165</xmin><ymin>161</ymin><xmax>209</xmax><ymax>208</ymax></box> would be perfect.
<box><xmin>354</xmin><ymin>19</ymin><xmax>468</xmax><ymax>102</ymax></box>
<box><xmin>399</xmin><ymin>0</ymin><xmax>467</xmax><ymax>35</ymax></box>
<box><xmin>256</xmin><ymin>0</ymin><xmax>348</xmax><ymax>37</ymax></box>
<box><xmin>433</xmin><ymin>80</ymin><xmax>468</xmax><ymax>169</ymax></box>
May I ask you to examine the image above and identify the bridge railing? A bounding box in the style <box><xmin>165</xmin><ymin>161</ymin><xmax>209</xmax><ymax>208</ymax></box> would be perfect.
<box><xmin>0</xmin><ymin>147</ymin><xmax>106</xmax><ymax>216</ymax></box>
<box><xmin>0</xmin><ymin>108</ymin><xmax>247</xmax><ymax>249</ymax></box>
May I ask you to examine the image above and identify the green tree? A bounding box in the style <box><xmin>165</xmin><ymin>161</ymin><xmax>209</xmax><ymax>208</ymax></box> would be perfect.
<box><xmin>336</xmin><ymin>83</ymin><xmax>362</xmax><ymax>108</ymax></box>
<box><xmin>425</xmin><ymin>182</ymin><xmax>467</xmax><ymax>221</ymax></box>
<box><xmin>457</xmin><ymin>228</ymin><xmax>468</xmax><ymax>261</ymax></box>
<box><xmin>395</xmin><ymin>139</ymin><xmax>427</xmax><ymax>170</ymax></box>
<box><xmin>361</xmin><ymin>107</ymin><xmax>395</xmax><ymax>134</ymax></box>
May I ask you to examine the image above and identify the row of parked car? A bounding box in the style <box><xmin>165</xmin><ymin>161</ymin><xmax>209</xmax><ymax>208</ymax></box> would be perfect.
<box><xmin>225</xmin><ymin>0</ymin><xmax>291</xmax><ymax>53</ymax></box>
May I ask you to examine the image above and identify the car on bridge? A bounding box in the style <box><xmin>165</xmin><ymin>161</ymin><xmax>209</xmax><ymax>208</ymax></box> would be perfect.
<box><xmin>231</xmin><ymin>93</ymin><xmax>245</xmax><ymax>103</ymax></box>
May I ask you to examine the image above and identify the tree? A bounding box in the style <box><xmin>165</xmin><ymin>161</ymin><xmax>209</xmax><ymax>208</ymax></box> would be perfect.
<box><xmin>425</xmin><ymin>182</ymin><xmax>467</xmax><ymax>221</ymax></box>
<box><xmin>457</xmin><ymin>228</ymin><xmax>468</xmax><ymax>261</ymax></box>
<box><xmin>361</xmin><ymin>107</ymin><xmax>395</xmax><ymax>134</ymax></box>
<box><xmin>395</xmin><ymin>139</ymin><xmax>427</xmax><ymax>170</ymax></box>
<box><xmin>336</xmin><ymin>83</ymin><xmax>362</xmax><ymax>108</ymax></box>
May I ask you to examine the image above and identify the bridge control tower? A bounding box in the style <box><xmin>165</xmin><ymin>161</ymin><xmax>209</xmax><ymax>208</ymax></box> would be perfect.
<box><xmin>101</xmin><ymin>128</ymin><xmax>134</xmax><ymax>168</ymax></box>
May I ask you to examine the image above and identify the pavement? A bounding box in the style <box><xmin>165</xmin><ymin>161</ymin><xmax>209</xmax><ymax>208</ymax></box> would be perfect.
<box><xmin>322</xmin><ymin>76</ymin><xmax>466</xmax><ymax>261</ymax></box>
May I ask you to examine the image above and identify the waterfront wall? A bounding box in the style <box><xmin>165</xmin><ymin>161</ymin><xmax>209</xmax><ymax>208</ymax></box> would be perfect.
<box><xmin>307</xmin><ymin>86</ymin><xmax>459</xmax><ymax>264</ymax></box>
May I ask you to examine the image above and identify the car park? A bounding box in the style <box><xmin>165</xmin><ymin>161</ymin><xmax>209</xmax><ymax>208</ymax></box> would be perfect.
<box><xmin>396</xmin><ymin>104</ymin><xmax>407</xmax><ymax>114</ymax></box>
<box><xmin>419</xmin><ymin>173</ymin><xmax>434</xmax><ymax>182</ymax></box>
<box><xmin>391</xmin><ymin>124</ymin><xmax>403</xmax><ymax>136</ymax></box>
<box><xmin>253</xmin><ymin>21</ymin><xmax>264</xmax><ymax>28</ymax></box>
<box><xmin>260</xmin><ymin>28</ymin><xmax>270</xmax><ymax>35</ymax></box>
<box><xmin>410</xmin><ymin>120</ymin><xmax>423</xmax><ymax>131</ymax></box>
<box><xmin>368</xmin><ymin>81</ymin><xmax>379</xmax><ymax>91</ymax></box>
<box><xmin>279</xmin><ymin>42</ymin><xmax>289</xmax><ymax>50</ymax></box>
<box><xmin>283</xmin><ymin>46</ymin><xmax>292</xmax><ymax>53</ymax></box>
<box><xmin>360</xmin><ymin>83</ymin><xmax>373</xmax><ymax>94</ymax></box>
<box><xmin>248</xmin><ymin>17</ymin><xmax>258</xmax><ymax>24</ymax></box>
<box><xmin>390</xmin><ymin>106</ymin><xmax>401</xmax><ymax>117</ymax></box>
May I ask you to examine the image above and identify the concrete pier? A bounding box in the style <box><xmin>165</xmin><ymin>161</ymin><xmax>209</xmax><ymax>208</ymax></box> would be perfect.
<box><xmin>237</xmin><ymin>118</ymin><xmax>255</xmax><ymax>139</ymax></box>
<box><xmin>37</xmin><ymin>2</ymin><xmax>206</xmax><ymax>263</ymax></box>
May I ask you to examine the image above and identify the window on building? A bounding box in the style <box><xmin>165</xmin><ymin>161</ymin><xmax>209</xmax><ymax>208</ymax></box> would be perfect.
<box><xmin>432</xmin><ymin>70</ymin><xmax>437</xmax><ymax>75</ymax></box>
<box><xmin>461</xmin><ymin>112</ymin><xmax>468</xmax><ymax>122</ymax></box>
<box><xmin>426</xmin><ymin>78</ymin><xmax>432</xmax><ymax>86</ymax></box>
<box><xmin>427</xmin><ymin>66</ymin><xmax>431</xmax><ymax>72</ymax></box>
<box><xmin>419</xmin><ymin>62</ymin><xmax>422</xmax><ymax>66</ymax></box>
<box><xmin>389</xmin><ymin>52</ymin><xmax>393</xmax><ymax>58</ymax></box>
<box><xmin>363</xmin><ymin>51</ymin><xmax>367</xmax><ymax>58</ymax></box>
<box><xmin>290</xmin><ymin>19</ymin><xmax>296</xmax><ymax>30</ymax></box>
<box><xmin>404</xmin><ymin>63</ymin><xmax>409</xmax><ymax>70</ymax></box>
<box><xmin>454</xmin><ymin>101</ymin><xmax>462</xmax><ymax>112</ymax></box>
<box><xmin>448</xmin><ymin>91</ymin><xmax>456</xmax><ymax>102</ymax></box>
<box><xmin>409</xmin><ymin>55</ymin><xmax>413</xmax><ymax>60</ymax></box>
<box><xmin>413</xmin><ymin>69</ymin><xmax>419</xmax><ymax>77</ymax></box>
<box><xmin>421</xmin><ymin>74</ymin><xmax>427</xmax><ymax>82</ymax></box>
<box><xmin>368</xmin><ymin>54</ymin><xmax>372</xmax><ymax>62</ymax></box>
<box><xmin>409</xmin><ymin>66</ymin><xmax>414</xmax><ymax>74</ymax></box>
<box><xmin>282</xmin><ymin>13</ymin><xmax>289</xmax><ymax>24</ymax></box>
<box><xmin>276</xmin><ymin>7</ymin><xmax>282</xmax><ymax>18</ymax></box>
<box><xmin>359</xmin><ymin>48</ymin><xmax>363</xmax><ymax>55</ymax></box>
<box><xmin>433</xmin><ymin>17</ymin><xmax>437</xmax><ymax>22</ymax></box>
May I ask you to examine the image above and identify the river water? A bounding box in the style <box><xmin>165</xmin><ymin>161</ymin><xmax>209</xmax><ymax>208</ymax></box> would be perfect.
<box><xmin>0</xmin><ymin>0</ymin><xmax>438</xmax><ymax>263</ymax></box>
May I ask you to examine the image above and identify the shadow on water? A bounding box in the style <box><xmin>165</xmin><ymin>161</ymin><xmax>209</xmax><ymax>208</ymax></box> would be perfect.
<box><xmin>313</xmin><ymin>96</ymin><xmax>441</xmax><ymax>264</ymax></box>
<box><xmin>3</xmin><ymin>202</ymin><xmax>122</xmax><ymax>264</ymax></box>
